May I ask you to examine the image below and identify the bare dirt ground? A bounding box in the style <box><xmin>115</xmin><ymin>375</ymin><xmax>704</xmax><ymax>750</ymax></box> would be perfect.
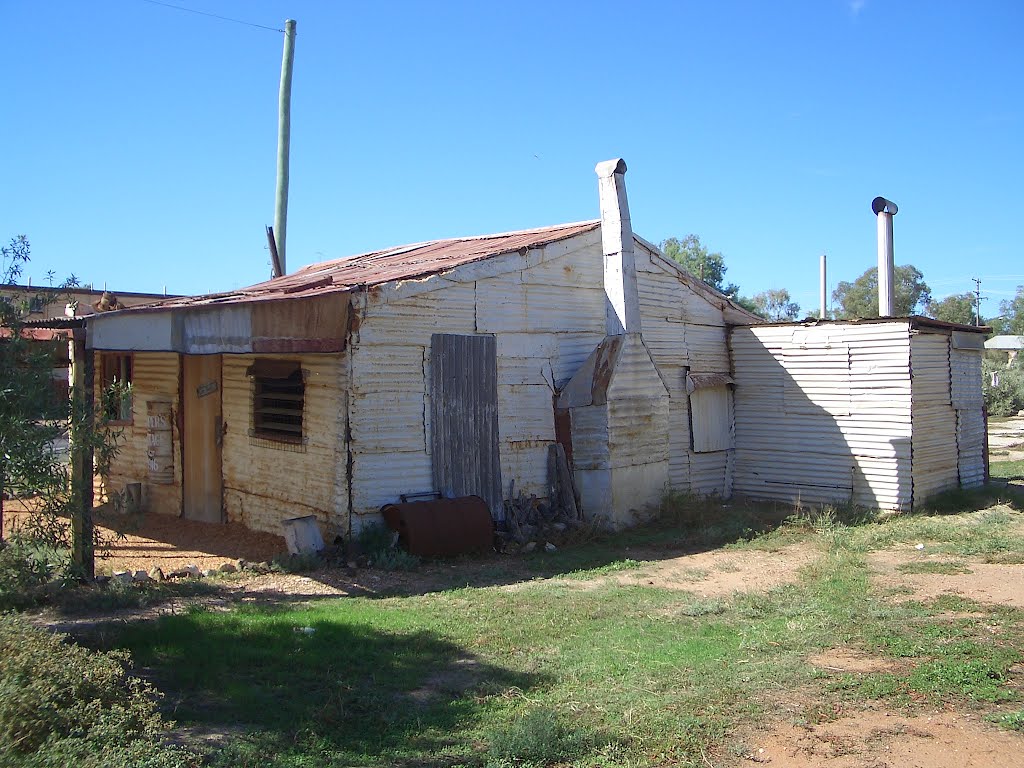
<box><xmin>504</xmin><ymin>541</ymin><xmax>818</xmax><ymax>598</ymax></box>
<box><xmin>735</xmin><ymin>546</ymin><xmax>1024</xmax><ymax>768</ymax></box>
<box><xmin>745</xmin><ymin>710</ymin><xmax>1021</xmax><ymax>767</ymax></box>
<box><xmin>2</xmin><ymin>499</ymin><xmax>287</xmax><ymax>574</ymax></box>
<box><xmin>989</xmin><ymin>415</ymin><xmax>1024</xmax><ymax>463</ymax></box>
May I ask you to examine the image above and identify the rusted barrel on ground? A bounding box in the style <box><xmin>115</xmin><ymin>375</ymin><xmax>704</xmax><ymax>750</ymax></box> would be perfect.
<box><xmin>380</xmin><ymin>496</ymin><xmax>493</xmax><ymax>558</ymax></box>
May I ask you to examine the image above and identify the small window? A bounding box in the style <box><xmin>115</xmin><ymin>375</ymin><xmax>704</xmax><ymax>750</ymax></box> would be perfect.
<box><xmin>250</xmin><ymin>359</ymin><xmax>304</xmax><ymax>443</ymax></box>
<box><xmin>101</xmin><ymin>353</ymin><xmax>133</xmax><ymax>423</ymax></box>
<box><xmin>687</xmin><ymin>373</ymin><xmax>733</xmax><ymax>453</ymax></box>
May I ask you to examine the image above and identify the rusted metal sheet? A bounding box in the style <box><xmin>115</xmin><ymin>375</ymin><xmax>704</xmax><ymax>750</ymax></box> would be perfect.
<box><xmin>381</xmin><ymin>496</ymin><xmax>493</xmax><ymax>557</ymax></box>
<box><xmin>106</xmin><ymin>222</ymin><xmax>602</xmax><ymax>313</ymax></box>
<box><xmin>430</xmin><ymin>334</ymin><xmax>504</xmax><ymax>521</ymax></box>
<box><xmin>686</xmin><ymin>373</ymin><xmax>734</xmax><ymax>393</ymax></box>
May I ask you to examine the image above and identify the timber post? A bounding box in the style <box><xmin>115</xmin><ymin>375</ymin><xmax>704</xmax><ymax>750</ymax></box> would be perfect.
<box><xmin>70</xmin><ymin>329</ymin><xmax>95</xmax><ymax>578</ymax></box>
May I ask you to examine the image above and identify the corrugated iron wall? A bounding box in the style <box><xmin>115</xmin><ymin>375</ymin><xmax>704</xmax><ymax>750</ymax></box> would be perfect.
<box><xmin>909</xmin><ymin>331</ymin><xmax>959</xmax><ymax>502</ymax></box>
<box><xmin>732</xmin><ymin>322</ymin><xmax>914</xmax><ymax>510</ymax></box>
<box><xmin>98</xmin><ymin>352</ymin><xmax>182</xmax><ymax>515</ymax></box>
<box><xmin>951</xmin><ymin>345</ymin><xmax>985</xmax><ymax>487</ymax></box>
<box><xmin>348</xmin><ymin>235</ymin><xmax>606</xmax><ymax>521</ymax></box>
<box><xmin>221</xmin><ymin>352</ymin><xmax>347</xmax><ymax>537</ymax></box>
<box><xmin>346</xmin><ymin>234</ymin><xmax>738</xmax><ymax>522</ymax></box>
<box><xmin>634</xmin><ymin>241</ymin><xmax>733</xmax><ymax>496</ymax></box>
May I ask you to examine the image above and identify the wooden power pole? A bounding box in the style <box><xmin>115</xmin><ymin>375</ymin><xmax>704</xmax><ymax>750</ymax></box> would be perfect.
<box><xmin>273</xmin><ymin>19</ymin><xmax>296</xmax><ymax>277</ymax></box>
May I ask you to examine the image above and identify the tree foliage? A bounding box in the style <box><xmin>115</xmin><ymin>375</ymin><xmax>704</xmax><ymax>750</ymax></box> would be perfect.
<box><xmin>928</xmin><ymin>292</ymin><xmax>977</xmax><ymax>325</ymax></box>
<box><xmin>0</xmin><ymin>237</ymin><xmax>68</xmax><ymax>519</ymax></box>
<box><xmin>1</xmin><ymin>237</ymin><xmax>122</xmax><ymax>586</ymax></box>
<box><xmin>660</xmin><ymin>234</ymin><xmax>739</xmax><ymax>296</ymax></box>
<box><xmin>751</xmin><ymin>288</ymin><xmax>801</xmax><ymax>322</ymax></box>
<box><xmin>997</xmin><ymin>286</ymin><xmax>1024</xmax><ymax>335</ymax></box>
<box><xmin>831</xmin><ymin>265</ymin><xmax>931</xmax><ymax>319</ymax></box>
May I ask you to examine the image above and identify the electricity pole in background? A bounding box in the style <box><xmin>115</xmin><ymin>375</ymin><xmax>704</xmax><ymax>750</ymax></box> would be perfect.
<box><xmin>972</xmin><ymin>277</ymin><xmax>986</xmax><ymax>326</ymax></box>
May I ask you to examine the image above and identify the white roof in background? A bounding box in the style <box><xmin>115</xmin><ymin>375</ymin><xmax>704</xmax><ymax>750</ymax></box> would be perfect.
<box><xmin>985</xmin><ymin>335</ymin><xmax>1024</xmax><ymax>350</ymax></box>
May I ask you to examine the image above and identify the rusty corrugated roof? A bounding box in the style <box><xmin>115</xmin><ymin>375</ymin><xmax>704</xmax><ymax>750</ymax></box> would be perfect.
<box><xmin>125</xmin><ymin>221</ymin><xmax>601</xmax><ymax>312</ymax></box>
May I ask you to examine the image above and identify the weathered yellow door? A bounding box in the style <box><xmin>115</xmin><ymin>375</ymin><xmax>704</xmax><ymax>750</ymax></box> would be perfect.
<box><xmin>182</xmin><ymin>355</ymin><xmax>223</xmax><ymax>523</ymax></box>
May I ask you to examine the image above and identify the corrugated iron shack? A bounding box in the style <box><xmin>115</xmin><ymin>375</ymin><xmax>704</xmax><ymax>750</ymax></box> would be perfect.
<box><xmin>83</xmin><ymin>159</ymin><xmax>988</xmax><ymax>541</ymax></box>
<box><xmin>85</xmin><ymin>160</ymin><xmax>757</xmax><ymax>538</ymax></box>
<box><xmin>730</xmin><ymin>319</ymin><xmax>987</xmax><ymax>511</ymax></box>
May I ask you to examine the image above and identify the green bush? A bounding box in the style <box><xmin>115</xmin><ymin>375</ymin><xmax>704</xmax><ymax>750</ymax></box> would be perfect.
<box><xmin>0</xmin><ymin>613</ymin><xmax>198</xmax><ymax>767</ymax></box>
<box><xmin>486</xmin><ymin>706</ymin><xmax>601</xmax><ymax>767</ymax></box>
<box><xmin>354</xmin><ymin>522</ymin><xmax>420</xmax><ymax>570</ymax></box>
<box><xmin>0</xmin><ymin>538</ymin><xmax>67</xmax><ymax>611</ymax></box>
<box><xmin>983</xmin><ymin>358</ymin><xmax>1024</xmax><ymax>417</ymax></box>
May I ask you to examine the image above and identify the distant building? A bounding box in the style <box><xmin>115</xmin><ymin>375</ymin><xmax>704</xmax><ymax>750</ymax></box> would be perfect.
<box><xmin>985</xmin><ymin>335</ymin><xmax>1024</xmax><ymax>366</ymax></box>
<box><xmin>0</xmin><ymin>284</ymin><xmax>175</xmax><ymax>321</ymax></box>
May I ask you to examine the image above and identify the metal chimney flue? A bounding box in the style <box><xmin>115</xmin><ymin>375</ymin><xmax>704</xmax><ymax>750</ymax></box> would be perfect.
<box><xmin>595</xmin><ymin>158</ymin><xmax>642</xmax><ymax>335</ymax></box>
<box><xmin>871</xmin><ymin>196</ymin><xmax>898</xmax><ymax>317</ymax></box>
<box><xmin>820</xmin><ymin>253</ymin><xmax>827</xmax><ymax>319</ymax></box>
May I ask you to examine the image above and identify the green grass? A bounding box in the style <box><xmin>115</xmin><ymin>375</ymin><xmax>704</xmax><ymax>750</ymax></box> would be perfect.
<box><xmin>94</xmin><ymin>497</ymin><xmax>1024</xmax><ymax>767</ymax></box>
<box><xmin>991</xmin><ymin>459</ymin><xmax>1024</xmax><ymax>482</ymax></box>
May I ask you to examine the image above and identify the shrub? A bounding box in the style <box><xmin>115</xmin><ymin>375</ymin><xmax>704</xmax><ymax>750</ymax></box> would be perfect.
<box><xmin>354</xmin><ymin>521</ymin><xmax>420</xmax><ymax>570</ymax></box>
<box><xmin>0</xmin><ymin>613</ymin><xmax>198</xmax><ymax>767</ymax></box>
<box><xmin>486</xmin><ymin>706</ymin><xmax>601</xmax><ymax>767</ymax></box>
<box><xmin>983</xmin><ymin>358</ymin><xmax>1024</xmax><ymax>417</ymax></box>
<box><xmin>0</xmin><ymin>537</ymin><xmax>68</xmax><ymax>610</ymax></box>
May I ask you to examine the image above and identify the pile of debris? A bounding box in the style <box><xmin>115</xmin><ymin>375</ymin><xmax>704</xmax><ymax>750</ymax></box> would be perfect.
<box><xmin>496</xmin><ymin>444</ymin><xmax>589</xmax><ymax>554</ymax></box>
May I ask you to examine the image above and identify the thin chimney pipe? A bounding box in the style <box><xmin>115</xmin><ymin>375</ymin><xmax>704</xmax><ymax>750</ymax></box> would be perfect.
<box><xmin>273</xmin><ymin>19</ymin><xmax>296</xmax><ymax>277</ymax></box>
<box><xmin>820</xmin><ymin>253</ymin><xmax>827</xmax><ymax>319</ymax></box>
<box><xmin>871</xmin><ymin>197</ymin><xmax>898</xmax><ymax>317</ymax></box>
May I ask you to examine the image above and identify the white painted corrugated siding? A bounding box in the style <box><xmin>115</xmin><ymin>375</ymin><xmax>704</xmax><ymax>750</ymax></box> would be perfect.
<box><xmin>634</xmin><ymin>241</ymin><xmax>733</xmax><ymax>496</ymax></box>
<box><xmin>910</xmin><ymin>332</ymin><xmax>959</xmax><ymax>502</ymax></box>
<box><xmin>350</xmin><ymin>237</ymin><xmax>608</xmax><ymax>517</ymax></box>
<box><xmin>606</xmin><ymin>337</ymin><xmax>670</xmax><ymax>470</ymax></box>
<box><xmin>222</xmin><ymin>353</ymin><xmax>348</xmax><ymax>536</ymax></box>
<box><xmin>732</xmin><ymin>323</ymin><xmax>914</xmax><ymax>510</ymax></box>
<box><xmin>99</xmin><ymin>352</ymin><xmax>182</xmax><ymax>515</ymax></box>
<box><xmin>348</xmin><ymin>339</ymin><xmax>434</xmax><ymax>515</ymax></box>
<box><xmin>951</xmin><ymin>346</ymin><xmax>985</xmax><ymax>487</ymax></box>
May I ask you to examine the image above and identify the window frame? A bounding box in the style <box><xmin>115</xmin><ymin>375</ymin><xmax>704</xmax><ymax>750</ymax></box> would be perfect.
<box><xmin>100</xmin><ymin>352</ymin><xmax>134</xmax><ymax>425</ymax></box>
<box><xmin>686</xmin><ymin>373</ymin><xmax>734</xmax><ymax>454</ymax></box>
<box><xmin>249</xmin><ymin>359</ymin><xmax>305</xmax><ymax>444</ymax></box>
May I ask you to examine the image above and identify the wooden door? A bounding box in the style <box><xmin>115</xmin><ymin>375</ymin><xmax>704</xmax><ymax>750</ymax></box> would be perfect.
<box><xmin>182</xmin><ymin>355</ymin><xmax>223</xmax><ymax>523</ymax></box>
<box><xmin>430</xmin><ymin>334</ymin><xmax>504</xmax><ymax>521</ymax></box>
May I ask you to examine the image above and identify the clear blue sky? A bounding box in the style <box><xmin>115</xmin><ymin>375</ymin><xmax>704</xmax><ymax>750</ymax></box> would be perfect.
<box><xmin>4</xmin><ymin>0</ymin><xmax>1022</xmax><ymax>316</ymax></box>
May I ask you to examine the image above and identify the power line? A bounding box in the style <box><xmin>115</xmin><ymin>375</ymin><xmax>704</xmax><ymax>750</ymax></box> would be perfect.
<box><xmin>137</xmin><ymin>0</ymin><xmax>283</xmax><ymax>32</ymax></box>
